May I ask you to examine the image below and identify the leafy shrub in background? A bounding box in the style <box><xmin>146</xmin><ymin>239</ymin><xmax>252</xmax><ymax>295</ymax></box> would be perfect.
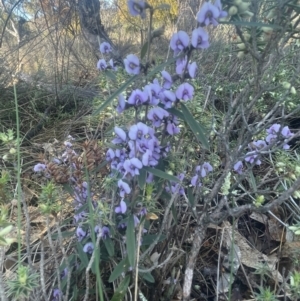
<box><xmin>3</xmin><ymin>0</ymin><xmax>300</xmax><ymax>301</ymax></box>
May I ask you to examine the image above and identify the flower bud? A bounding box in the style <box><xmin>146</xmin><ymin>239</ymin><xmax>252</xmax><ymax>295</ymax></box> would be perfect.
<box><xmin>237</xmin><ymin>43</ymin><xmax>246</xmax><ymax>50</ymax></box>
<box><xmin>276</xmin><ymin>162</ymin><xmax>286</xmax><ymax>168</ymax></box>
<box><xmin>228</xmin><ymin>6</ymin><xmax>238</xmax><ymax>16</ymax></box>
<box><xmin>266</xmin><ymin>9</ymin><xmax>276</xmax><ymax>19</ymax></box>
<box><xmin>233</xmin><ymin>0</ymin><xmax>242</xmax><ymax>6</ymax></box>
<box><xmin>9</xmin><ymin>148</ymin><xmax>16</xmax><ymax>154</ymax></box>
<box><xmin>291</xmin><ymin>87</ymin><xmax>296</xmax><ymax>95</ymax></box>
<box><xmin>293</xmin><ymin>190</ymin><xmax>300</xmax><ymax>199</ymax></box>
<box><xmin>295</xmin><ymin>166</ymin><xmax>300</xmax><ymax>175</ymax></box>
<box><xmin>237</xmin><ymin>51</ymin><xmax>245</xmax><ymax>59</ymax></box>
<box><xmin>282</xmin><ymin>82</ymin><xmax>291</xmax><ymax>90</ymax></box>
<box><xmin>289</xmin><ymin>173</ymin><xmax>297</xmax><ymax>181</ymax></box>
<box><xmin>262</xmin><ymin>27</ymin><xmax>273</xmax><ymax>34</ymax></box>
<box><xmin>238</xmin><ymin>2</ymin><xmax>251</xmax><ymax>13</ymax></box>
<box><xmin>241</xmin><ymin>11</ymin><xmax>254</xmax><ymax>17</ymax></box>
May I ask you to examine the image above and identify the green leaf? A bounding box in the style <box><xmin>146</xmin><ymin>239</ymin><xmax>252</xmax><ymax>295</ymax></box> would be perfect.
<box><xmin>249</xmin><ymin>171</ymin><xmax>257</xmax><ymax>193</ymax></box>
<box><xmin>187</xmin><ymin>187</ymin><xmax>195</xmax><ymax>207</ymax></box>
<box><xmin>142</xmin><ymin>272</ymin><xmax>155</xmax><ymax>283</ymax></box>
<box><xmin>93</xmin><ymin>75</ymin><xmax>138</xmax><ymax>116</ymax></box>
<box><xmin>143</xmin><ymin>166</ymin><xmax>179</xmax><ymax>182</ymax></box>
<box><xmin>105</xmin><ymin>70</ymin><xmax>117</xmax><ymax>81</ymax></box>
<box><xmin>126</xmin><ymin>215</ymin><xmax>136</xmax><ymax>267</ymax></box>
<box><xmin>165</xmin><ymin>106</ymin><xmax>184</xmax><ymax>119</ymax></box>
<box><xmin>180</xmin><ymin>103</ymin><xmax>209</xmax><ymax>149</ymax></box>
<box><xmin>103</xmin><ymin>238</ymin><xmax>114</xmax><ymax>257</ymax></box>
<box><xmin>77</xmin><ymin>242</ymin><xmax>89</xmax><ymax>271</ymax></box>
<box><xmin>51</xmin><ymin>230</ymin><xmax>74</xmax><ymax>240</ymax></box>
<box><xmin>155</xmin><ymin>3</ymin><xmax>171</xmax><ymax>11</ymax></box>
<box><xmin>220</xmin><ymin>20</ymin><xmax>282</xmax><ymax>29</ymax></box>
<box><xmin>142</xmin><ymin>234</ymin><xmax>166</xmax><ymax>246</ymax></box>
<box><xmin>110</xmin><ymin>276</ymin><xmax>131</xmax><ymax>301</ymax></box>
<box><xmin>140</xmin><ymin>41</ymin><xmax>149</xmax><ymax>60</ymax></box>
<box><xmin>109</xmin><ymin>257</ymin><xmax>130</xmax><ymax>282</ymax></box>
<box><xmin>137</xmin><ymin>168</ymin><xmax>147</xmax><ymax>189</ymax></box>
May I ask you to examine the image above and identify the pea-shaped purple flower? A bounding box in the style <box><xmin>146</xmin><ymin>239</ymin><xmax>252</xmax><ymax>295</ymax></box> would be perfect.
<box><xmin>83</xmin><ymin>242</ymin><xmax>94</xmax><ymax>254</ymax></box>
<box><xmin>176</xmin><ymin>83</ymin><xmax>194</xmax><ymax>101</ymax></box>
<box><xmin>124</xmin><ymin>157</ymin><xmax>143</xmax><ymax>176</ymax></box>
<box><xmin>97</xmin><ymin>59</ymin><xmax>107</xmax><ymax>71</ymax></box>
<box><xmin>197</xmin><ymin>2</ymin><xmax>220</xmax><ymax>27</ymax></box>
<box><xmin>118</xmin><ymin>179</ymin><xmax>131</xmax><ymax>198</ymax></box>
<box><xmin>124</xmin><ymin>54</ymin><xmax>140</xmax><ymax>75</ymax></box>
<box><xmin>161</xmin><ymin>71</ymin><xmax>173</xmax><ymax>89</ymax></box>
<box><xmin>170</xmin><ymin>31</ymin><xmax>189</xmax><ymax>54</ymax></box>
<box><xmin>191</xmin><ymin>27</ymin><xmax>209</xmax><ymax>49</ymax></box>
<box><xmin>100</xmin><ymin>42</ymin><xmax>112</xmax><ymax>54</ymax></box>
<box><xmin>128</xmin><ymin>0</ymin><xmax>146</xmax><ymax>19</ymax></box>
<box><xmin>115</xmin><ymin>199</ymin><xmax>127</xmax><ymax>214</ymax></box>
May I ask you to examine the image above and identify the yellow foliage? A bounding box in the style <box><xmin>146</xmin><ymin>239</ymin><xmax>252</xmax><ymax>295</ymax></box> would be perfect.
<box><xmin>118</xmin><ymin>0</ymin><xmax>178</xmax><ymax>27</ymax></box>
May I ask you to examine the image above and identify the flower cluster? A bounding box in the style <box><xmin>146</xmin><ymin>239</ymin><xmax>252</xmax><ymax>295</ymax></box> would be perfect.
<box><xmin>191</xmin><ymin>162</ymin><xmax>213</xmax><ymax>187</ymax></box>
<box><xmin>234</xmin><ymin>124</ymin><xmax>294</xmax><ymax>174</ymax></box>
<box><xmin>97</xmin><ymin>42</ymin><xmax>117</xmax><ymax>71</ymax></box>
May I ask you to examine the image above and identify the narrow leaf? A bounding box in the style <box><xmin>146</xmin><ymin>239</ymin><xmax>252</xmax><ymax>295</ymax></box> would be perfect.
<box><xmin>103</xmin><ymin>238</ymin><xmax>114</xmax><ymax>257</ymax></box>
<box><xmin>126</xmin><ymin>215</ymin><xmax>136</xmax><ymax>267</ymax></box>
<box><xmin>180</xmin><ymin>103</ymin><xmax>209</xmax><ymax>149</ymax></box>
<box><xmin>137</xmin><ymin>167</ymin><xmax>147</xmax><ymax>188</ymax></box>
<box><xmin>105</xmin><ymin>70</ymin><xmax>117</xmax><ymax>81</ymax></box>
<box><xmin>77</xmin><ymin>243</ymin><xmax>89</xmax><ymax>271</ymax></box>
<box><xmin>142</xmin><ymin>234</ymin><xmax>166</xmax><ymax>245</ymax></box>
<box><xmin>93</xmin><ymin>75</ymin><xmax>138</xmax><ymax>115</ymax></box>
<box><xmin>109</xmin><ymin>257</ymin><xmax>130</xmax><ymax>282</ymax></box>
<box><xmin>220</xmin><ymin>20</ymin><xmax>282</xmax><ymax>29</ymax></box>
<box><xmin>187</xmin><ymin>187</ymin><xmax>195</xmax><ymax>207</ymax></box>
<box><xmin>110</xmin><ymin>276</ymin><xmax>131</xmax><ymax>301</ymax></box>
<box><xmin>140</xmin><ymin>41</ymin><xmax>149</xmax><ymax>60</ymax></box>
<box><xmin>143</xmin><ymin>166</ymin><xmax>179</xmax><ymax>182</ymax></box>
<box><xmin>142</xmin><ymin>272</ymin><xmax>155</xmax><ymax>283</ymax></box>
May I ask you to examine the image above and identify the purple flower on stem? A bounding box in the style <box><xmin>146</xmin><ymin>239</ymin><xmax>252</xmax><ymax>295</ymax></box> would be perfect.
<box><xmin>83</xmin><ymin>242</ymin><xmax>94</xmax><ymax>254</ymax></box>
<box><xmin>115</xmin><ymin>199</ymin><xmax>127</xmax><ymax>214</ymax></box>
<box><xmin>160</xmin><ymin>90</ymin><xmax>176</xmax><ymax>109</ymax></box>
<box><xmin>116</xmin><ymin>94</ymin><xmax>126</xmax><ymax>114</ymax></box>
<box><xmin>97</xmin><ymin>59</ymin><xmax>107</xmax><ymax>71</ymax></box>
<box><xmin>144</xmin><ymin>83</ymin><xmax>161</xmax><ymax>105</ymax></box>
<box><xmin>106</xmin><ymin>149</ymin><xmax>115</xmax><ymax>162</ymax></box>
<box><xmin>60</xmin><ymin>268</ymin><xmax>68</xmax><ymax>280</ymax></box>
<box><xmin>33</xmin><ymin>163</ymin><xmax>46</xmax><ymax>172</ymax></box>
<box><xmin>191</xmin><ymin>27</ymin><xmax>209</xmax><ymax>49</ymax></box>
<box><xmin>161</xmin><ymin>71</ymin><xmax>173</xmax><ymax>89</ymax></box>
<box><xmin>142</xmin><ymin>149</ymin><xmax>158</xmax><ymax>166</ymax></box>
<box><xmin>176</xmin><ymin>83</ymin><xmax>194</xmax><ymax>101</ymax></box>
<box><xmin>147</xmin><ymin>107</ymin><xmax>169</xmax><ymax>127</ymax></box>
<box><xmin>146</xmin><ymin>172</ymin><xmax>154</xmax><ymax>183</ymax></box>
<box><xmin>109</xmin><ymin>59</ymin><xmax>117</xmax><ymax>71</ymax></box>
<box><xmin>281</xmin><ymin>126</ymin><xmax>294</xmax><ymax>138</ymax></box>
<box><xmin>52</xmin><ymin>289</ymin><xmax>62</xmax><ymax>301</ymax></box>
<box><xmin>267</xmin><ymin>124</ymin><xmax>281</xmax><ymax>135</ymax></box>
<box><xmin>250</xmin><ymin>140</ymin><xmax>267</xmax><ymax>150</ymax></box>
<box><xmin>76</xmin><ymin>227</ymin><xmax>87</xmax><ymax>242</ymax></box>
<box><xmin>214</xmin><ymin>0</ymin><xmax>228</xmax><ymax>18</ymax></box>
<box><xmin>112</xmin><ymin>127</ymin><xmax>127</xmax><ymax>144</ymax></box>
<box><xmin>245</xmin><ymin>151</ymin><xmax>261</xmax><ymax>165</ymax></box>
<box><xmin>176</xmin><ymin>56</ymin><xmax>188</xmax><ymax>75</ymax></box>
<box><xmin>191</xmin><ymin>174</ymin><xmax>202</xmax><ymax>187</ymax></box>
<box><xmin>129</xmin><ymin>122</ymin><xmax>149</xmax><ymax>140</ymax></box>
<box><xmin>100</xmin><ymin>42</ymin><xmax>112</xmax><ymax>54</ymax></box>
<box><xmin>197</xmin><ymin>162</ymin><xmax>213</xmax><ymax>177</ymax></box>
<box><xmin>95</xmin><ymin>225</ymin><xmax>110</xmax><ymax>239</ymax></box>
<box><xmin>128</xmin><ymin>0</ymin><xmax>146</xmax><ymax>19</ymax></box>
<box><xmin>128</xmin><ymin>89</ymin><xmax>148</xmax><ymax>106</ymax></box>
<box><xmin>188</xmin><ymin>62</ymin><xmax>198</xmax><ymax>78</ymax></box>
<box><xmin>124</xmin><ymin>157</ymin><xmax>143</xmax><ymax>176</ymax></box>
<box><xmin>124</xmin><ymin>54</ymin><xmax>140</xmax><ymax>75</ymax></box>
<box><xmin>170</xmin><ymin>31</ymin><xmax>189</xmax><ymax>54</ymax></box>
<box><xmin>118</xmin><ymin>179</ymin><xmax>131</xmax><ymax>197</ymax></box>
<box><xmin>233</xmin><ymin>161</ymin><xmax>243</xmax><ymax>174</ymax></box>
<box><xmin>197</xmin><ymin>2</ymin><xmax>220</xmax><ymax>27</ymax></box>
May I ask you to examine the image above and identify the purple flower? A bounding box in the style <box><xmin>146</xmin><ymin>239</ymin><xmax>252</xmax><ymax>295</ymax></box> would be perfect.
<box><xmin>33</xmin><ymin>163</ymin><xmax>46</xmax><ymax>172</ymax></box>
<box><xmin>144</xmin><ymin>83</ymin><xmax>161</xmax><ymax>105</ymax></box>
<box><xmin>115</xmin><ymin>199</ymin><xmax>127</xmax><ymax>214</ymax></box>
<box><xmin>106</xmin><ymin>149</ymin><xmax>115</xmax><ymax>162</ymax></box>
<box><xmin>250</xmin><ymin>140</ymin><xmax>267</xmax><ymax>150</ymax></box>
<box><xmin>100</xmin><ymin>42</ymin><xmax>112</xmax><ymax>54</ymax></box>
<box><xmin>161</xmin><ymin>71</ymin><xmax>173</xmax><ymax>89</ymax></box>
<box><xmin>109</xmin><ymin>59</ymin><xmax>118</xmax><ymax>71</ymax></box>
<box><xmin>124</xmin><ymin>157</ymin><xmax>143</xmax><ymax>176</ymax></box>
<box><xmin>191</xmin><ymin>27</ymin><xmax>209</xmax><ymax>49</ymax></box>
<box><xmin>197</xmin><ymin>162</ymin><xmax>213</xmax><ymax>177</ymax></box>
<box><xmin>52</xmin><ymin>289</ymin><xmax>62</xmax><ymax>301</ymax></box>
<box><xmin>191</xmin><ymin>174</ymin><xmax>202</xmax><ymax>187</ymax></box>
<box><xmin>64</xmin><ymin>141</ymin><xmax>72</xmax><ymax>147</ymax></box>
<box><xmin>76</xmin><ymin>227</ymin><xmax>87</xmax><ymax>242</ymax></box>
<box><xmin>281</xmin><ymin>126</ymin><xmax>293</xmax><ymax>138</ymax></box>
<box><xmin>95</xmin><ymin>225</ymin><xmax>110</xmax><ymax>239</ymax></box>
<box><xmin>146</xmin><ymin>172</ymin><xmax>154</xmax><ymax>183</ymax></box>
<box><xmin>60</xmin><ymin>268</ymin><xmax>68</xmax><ymax>280</ymax></box>
<box><xmin>83</xmin><ymin>242</ymin><xmax>94</xmax><ymax>254</ymax></box>
<box><xmin>128</xmin><ymin>89</ymin><xmax>148</xmax><ymax>106</ymax></box>
<box><xmin>147</xmin><ymin>107</ymin><xmax>169</xmax><ymax>127</ymax></box>
<box><xmin>97</xmin><ymin>59</ymin><xmax>107</xmax><ymax>71</ymax></box>
<box><xmin>197</xmin><ymin>2</ymin><xmax>220</xmax><ymax>27</ymax></box>
<box><xmin>160</xmin><ymin>90</ymin><xmax>176</xmax><ymax>109</ymax></box>
<box><xmin>175</xmin><ymin>56</ymin><xmax>187</xmax><ymax>75</ymax></box>
<box><xmin>214</xmin><ymin>0</ymin><xmax>228</xmax><ymax>18</ymax></box>
<box><xmin>118</xmin><ymin>179</ymin><xmax>131</xmax><ymax>197</ymax></box>
<box><xmin>170</xmin><ymin>31</ymin><xmax>189</xmax><ymax>54</ymax></box>
<box><xmin>233</xmin><ymin>161</ymin><xmax>243</xmax><ymax>174</ymax></box>
<box><xmin>245</xmin><ymin>151</ymin><xmax>261</xmax><ymax>165</ymax></box>
<box><xmin>167</xmin><ymin>122</ymin><xmax>180</xmax><ymax>135</ymax></box>
<box><xmin>124</xmin><ymin>54</ymin><xmax>140</xmax><ymax>75</ymax></box>
<box><xmin>116</xmin><ymin>94</ymin><xmax>126</xmax><ymax>114</ymax></box>
<box><xmin>142</xmin><ymin>149</ymin><xmax>158</xmax><ymax>166</ymax></box>
<box><xmin>266</xmin><ymin>134</ymin><xmax>277</xmax><ymax>144</ymax></box>
<box><xmin>267</xmin><ymin>124</ymin><xmax>281</xmax><ymax>135</ymax></box>
<box><xmin>176</xmin><ymin>83</ymin><xmax>194</xmax><ymax>101</ymax></box>
<box><xmin>128</xmin><ymin>0</ymin><xmax>146</xmax><ymax>19</ymax></box>
<box><xmin>112</xmin><ymin>127</ymin><xmax>127</xmax><ymax>144</ymax></box>
<box><xmin>129</xmin><ymin>122</ymin><xmax>149</xmax><ymax>140</ymax></box>
<box><xmin>188</xmin><ymin>62</ymin><xmax>198</xmax><ymax>78</ymax></box>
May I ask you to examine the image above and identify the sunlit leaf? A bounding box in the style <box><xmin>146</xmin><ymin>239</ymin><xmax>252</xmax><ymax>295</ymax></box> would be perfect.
<box><xmin>109</xmin><ymin>257</ymin><xmax>130</xmax><ymax>282</ymax></box>
<box><xmin>126</xmin><ymin>215</ymin><xmax>136</xmax><ymax>267</ymax></box>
